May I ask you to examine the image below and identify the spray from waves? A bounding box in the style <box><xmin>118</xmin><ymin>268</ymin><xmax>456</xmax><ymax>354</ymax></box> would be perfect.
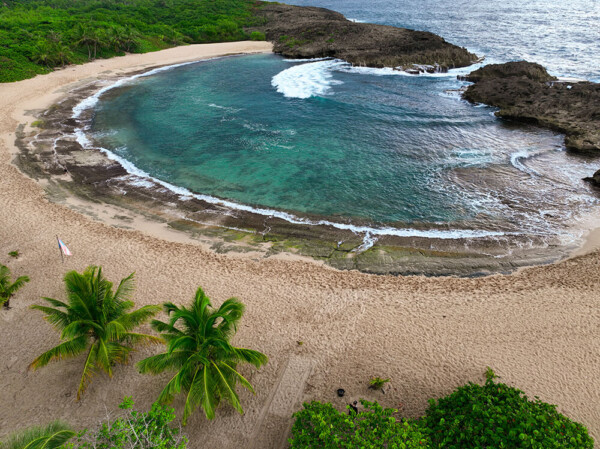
<box><xmin>510</xmin><ymin>150</ymin><xmax>543</xmax><ymax>177</ymax></box>
<box><xmin>272</xmin><ymin>58</ymin><xmax>492</xmax><ymax>99</ymax></box>
<box><xmin>271</xmin><ymin>59</ymin><xmax>346</xmax><ymax>99</ymax></box>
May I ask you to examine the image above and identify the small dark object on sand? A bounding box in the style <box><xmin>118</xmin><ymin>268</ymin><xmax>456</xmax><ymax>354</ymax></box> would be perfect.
<box><xmin>348</xmin><ymin>400</ymin><xmax>358</xmax><ymax>415</ymax></box>
<box><xmin>337</xmin><ymin>388</ymin><xmax>345</xmax><ymax>397</ymax></box>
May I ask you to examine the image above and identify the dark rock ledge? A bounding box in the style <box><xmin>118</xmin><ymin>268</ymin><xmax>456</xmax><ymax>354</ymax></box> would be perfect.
<box><xmin>461</xmin><ymin>61</ymin><xmax>600</xmax><ymax>155</ymax></box>
<box><xmin>251</xmin><ymin>3</ymin><xmax>478</xmax><ymax>71</ymax></box>
<box><xmin>459</xmin><ymin>61</ymin><xmax>600</xmax><ymax>184</ymax></box>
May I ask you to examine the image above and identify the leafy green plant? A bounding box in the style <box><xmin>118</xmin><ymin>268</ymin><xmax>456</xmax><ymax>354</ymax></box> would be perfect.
<box><xmin>250</xmin><ymin>31</ymin><xmax>266</xmax><ymax>41</ymax></box>
<box><xmin>424</xmin><ymin>368</ymin><xmax>594</xmax><ymax>448</ymax></box>
<box><xmin>0</xmin><ymin>264</ymin><xmax>30</xmax><ymax>309</ymax></box>
<box><xmin>137</xmin><ymin>287</ymin><xmax>268</xmax><ymax>423</ymax></box>
<box><xmin>0</xmin><ymin>420</ymin><xmax>75</xmax><ymax>449</ymax></box>
<box><xmin>29</xmin><ymin>266</ymin><xmax>162</xmax><ymax>399</ymax></box>
<box><xmin>0</xmin><ymin>0</ymin><xmax>261</xmax><ymax>82</ymax></box>
<box><xmin>8</xmin><ymin>250</ymin><xmax>20</xmax><ymax>258</ymax></box>
<box><xmin>289</xmin><ymin>400</ymin><xmax>430</xmax><ymax>448</ymax></box>
<box><xmin>70</xmin><ymin>397</ymin><xmax>187</xmax><ymax>449</ymax></box>
<box><xmin>369</xmin><ymin>376</ymin><xmax>390</xmax><ymax>391</ymax></box>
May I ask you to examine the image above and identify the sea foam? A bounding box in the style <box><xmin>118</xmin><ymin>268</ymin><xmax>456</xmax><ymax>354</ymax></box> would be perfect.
<box><xmin>271</xmin><ymin>59</ymin><xmax>345</xmax><ymax>99</ymax></box>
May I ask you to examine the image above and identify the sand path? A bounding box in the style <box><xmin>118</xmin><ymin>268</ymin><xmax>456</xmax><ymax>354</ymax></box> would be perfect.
<box><xmin>0</xmin><ymin>42</ymin><xmax>599</xmax><ymax>447</ymax></box>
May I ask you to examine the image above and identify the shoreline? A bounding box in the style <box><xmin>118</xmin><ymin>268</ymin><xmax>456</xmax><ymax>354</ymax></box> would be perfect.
<box><xmin>2</xmin><ymin>42</ymin><xmax>600</xmax><ymax>446</ymax></box>
<box><xmin>15</xmin><ymin>48</ymin><xmax>600</xmax><ymax>276</ymax></box>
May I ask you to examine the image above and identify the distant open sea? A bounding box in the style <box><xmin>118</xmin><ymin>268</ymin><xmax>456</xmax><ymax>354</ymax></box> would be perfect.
<box><xmin>84</xmin><ymin>0</ymin><xmax>600</xmax><ymax>256</ymax></box>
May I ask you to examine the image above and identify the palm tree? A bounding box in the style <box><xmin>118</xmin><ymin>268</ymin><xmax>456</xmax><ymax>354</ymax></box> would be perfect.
<box><xmin>0</xmin><ymin>264</ymin><xmax>30</xmax><ymax>309</ymax></box>
<box><xmin>29</xmin><ymin>266</ymin><xmax>161</xmax><ymax>399</ymax></box>
<box><xmin>75</xmin><ymin>23</ymin><xmax>99</xmax><ymax>60</ymax></box>
<box><xmin>137</xmin><ymin>288</ymin><xmax>268</xmax><ymax>424</ymax></box>
<box><xmin>0</xmin><ymin>421</ymin><xmax>74</xmax><ymax>449</ymax></box>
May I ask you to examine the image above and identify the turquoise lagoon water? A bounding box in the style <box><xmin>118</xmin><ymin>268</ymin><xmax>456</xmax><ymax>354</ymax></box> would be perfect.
<box><xmin>85</xmin><ymin>0</ymin><xmax>599</xmax><ymax>249</ymax></box>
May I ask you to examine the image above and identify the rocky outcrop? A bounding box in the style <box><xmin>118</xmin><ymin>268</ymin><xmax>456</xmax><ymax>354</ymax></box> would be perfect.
<box><xmin>250</xmin><ymin>3</ymin><xmax>478</xmax><ymax>70</ymax></box>
<box><xmin>462</xmin><ymin>61</ymin><xmax>600</xmax><ymax>155</ymax></box>
<box><xmin>584</xmin><ymin>169</ymin><xmax>600</xmax><ymax>187</ymax></box>
<box><xmin>461</xmin><ymin>61</ymin><xmax>556</xmax><ymax>83</ymax></box>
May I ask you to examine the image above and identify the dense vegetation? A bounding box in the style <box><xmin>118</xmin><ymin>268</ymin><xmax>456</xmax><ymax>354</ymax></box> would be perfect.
<box><xmin>0</xmin><ymin>399</ymin><xmax>187</xmax><ymax>449</ymax></box>
<box><xmin>70</xmin><ymin>397</ymin><xmax>187</xmax><ymax>449</ymax></box>
<box><xmin>423</xmin><ymin>370</ymin><xmax>594</xmax><ymax>448</ymax></box>
<box><xmin>290</xmin><ymin>400</ymin><xmax>429</xmax><ymax>448</ymax></box>
<box><xmin>289</xmin><ymin>370</ymin><xmax>594</xmax><ymax>448</ymax></box>
<box><xmin>0</xmin><ymin>0</ymin><xmax>266</xmax><ymax>82</ymax></box>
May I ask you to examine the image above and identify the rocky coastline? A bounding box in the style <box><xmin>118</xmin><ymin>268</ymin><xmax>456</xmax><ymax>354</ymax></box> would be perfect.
<box><xmin>251</xmin><ymin>3</ymin><xmax>478</xmax><ymax>71</ymax></box>
<box><xmin>461</xmin><ymin>61</ymin><xmax>600</xmax><ymax>155</ymax></box>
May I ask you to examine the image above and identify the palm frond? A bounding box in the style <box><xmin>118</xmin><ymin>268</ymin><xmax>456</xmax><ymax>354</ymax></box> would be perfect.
<box><xmin>211</xmin><ymin>361</ymin><xmax>243</xmax><ymax>414</ymax></box>
<box><xmin>5</xmin><ymin>275</ymin><xmax>30</xmax><ymax>296</ymax></box>
<box><xmin>39</xmin><ymin>297</ymin><xmax>69</xmax><ymax>309</ymax></box>
<box><xmin>221</xmin><ymin>362</ymin><xmax>255</xmax><ymax>394</ymax></box>
<box><xmin>167</xmin><ymin>335</ymin><xmax>197</xmax><ymax>354</ymax></box>
<box><xmin>112</xmin><ymin>272</ymin><xmax>135</xmax><ymax>303</ymax></box>
<box><xmin>137</xmin><ymin>351</ymin><xmax>190</xmax><ymax>375</ymax></box>
<box><xmin>156</xmin><ymin>370</ymin><xmax>186</xmax><ymax>405</ymax></box>
<box><xmin>60</xmin><ymin>320</ymin><xmax>101</xmax><ymax>340</ymax></box>
<box><xmin>23</xmin><ymin>428</ymin><xmax>75</xmax><ymax>449</ymax></box>
<box><xmin>77</xmin><ymin>343</ymin><xmax>98</xmax><ymax>400</ymax></box>
<box><xmin>117</xmin><ymin>304</ymin><xmax>161</xmax><ymax>330</ymax></box>
<box><xmin>151</xmin><ymin>319</ymin><xmax>184</xmax><ymax>338</ymax></box>
<box><xmin>29</xmin><ymin>335</ymin><xmax>89</xmax><ymax>370</ymax></box>
<box><xmin>121</xmin><ymin>332</ymin><xmax>163</xmax><ymax>346</ymax></box>
<box><xmin>0</xmin><ymin>421</ymin><xmax>74</xmax><ymax>449</ymax></box>
<box><xmin>30</xmin><ymin>305</ymin><xmax>71</xmax><ymax>331</ymax></box>
<box><xmin>232</xmin><ymin>347</ymin><xmax>269</xmax><ymax>369</ymax></box>
<box><xmin>95</xmin><ymin>339</ymin><xmax>113</xmax><ymax>377</ymax></box>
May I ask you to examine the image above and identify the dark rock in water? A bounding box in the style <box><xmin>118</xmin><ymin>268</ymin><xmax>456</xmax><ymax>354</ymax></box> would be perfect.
<box><xmin>250</xmin><ymin>3</ymin><xmax>478</xmax><ymax>71</ymax></box>
<box><xmin>461</xmin><ymin>61</ymin><xmax>556</xmax><ymax>83</ymax></box>
<box><xmin>584</xmin><ymin>169</ymin><xmax>600</xmax><ymax>187</ymax></box>
<box><xmin>461</xmin><ymin>61</ymin><xmax>600</xmax><ymax>155</ymax></box>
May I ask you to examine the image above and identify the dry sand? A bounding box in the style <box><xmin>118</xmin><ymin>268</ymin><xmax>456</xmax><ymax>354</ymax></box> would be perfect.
<box><xmin>1</xmin><ymin>42</ymin><xmax>599</xmax><ymax>448</ymax></box>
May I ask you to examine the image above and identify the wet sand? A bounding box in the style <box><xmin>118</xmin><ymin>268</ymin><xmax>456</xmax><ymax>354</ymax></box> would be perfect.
<box><xmin>1</xmin><ymin>42</ymin><xmax>599</xmax><ymax>447</ymax></box>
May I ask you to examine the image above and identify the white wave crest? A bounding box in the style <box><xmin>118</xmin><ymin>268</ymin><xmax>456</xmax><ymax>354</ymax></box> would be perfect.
<box><xmin>271</xmin><ymin>59</ymin><xmax>345</xmax><ymax>99</ymax></box>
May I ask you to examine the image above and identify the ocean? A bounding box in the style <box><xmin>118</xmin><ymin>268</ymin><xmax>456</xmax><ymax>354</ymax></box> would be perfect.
<box><xmin>85</xmin><ymin>0</ymin><xmax>599</xmax><ymax>257</ymax></box>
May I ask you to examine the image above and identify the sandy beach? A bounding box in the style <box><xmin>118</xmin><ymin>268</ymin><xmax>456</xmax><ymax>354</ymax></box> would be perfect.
<box><xmin>1</xmin><ymin>41</ymin><xmax>599</xmax><ymax>448</ymax></box>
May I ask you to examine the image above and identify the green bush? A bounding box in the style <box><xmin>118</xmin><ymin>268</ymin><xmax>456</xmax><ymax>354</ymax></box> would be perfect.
<box><xmin>424</xmin><ymin>370</ymin><xmax>594</xmax><ymax>448</ymax></box>
<box><xmin>0</xmin><ymin>0</ymin><xmax>261</xmax><ymax>82</ymax></box>
<box><xmin>70</xmin><ymin>397</ymin><xmax>187</xmax><ymax>449</ymax></box>
<box><xmin>289</xmin><ymin>400</ymin><xmax>430</xmax><ymax>448</ymax></box>
<box><xmin>250</xmin><ymin>30</ymin><xmax>266</xmax><ymax>41</ymax></box>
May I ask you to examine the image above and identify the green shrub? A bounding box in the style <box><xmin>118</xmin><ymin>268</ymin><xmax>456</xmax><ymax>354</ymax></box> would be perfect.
<box><xmin>250</xmin><ymin>31</ymin><xmax>266</xmax><ymax>41</ymax></box>
<box><xmin>70</xmin><ymin>397</ymin><xmax>187</xmax><ymax>449</ymax></box>
<box><xmin>424</xmin><ymin>370</ymin><xmax>594</xmax><ymax>448</ymax></box>
<box><xmin>289</xmin><ymin>400</ymin><xmax>430</xmax><ymax>448</ymax></box>
<box><xmin>369</xmin><ymin>376</ymin><xmax>390</xmax><ymax>390</ymax></box>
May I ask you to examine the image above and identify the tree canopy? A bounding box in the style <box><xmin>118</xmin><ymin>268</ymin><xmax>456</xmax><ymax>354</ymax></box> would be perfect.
<box><xmin>0</xmin><ymin>0</ymin><xmax>266</xmax><ymax>82</ymax></box>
